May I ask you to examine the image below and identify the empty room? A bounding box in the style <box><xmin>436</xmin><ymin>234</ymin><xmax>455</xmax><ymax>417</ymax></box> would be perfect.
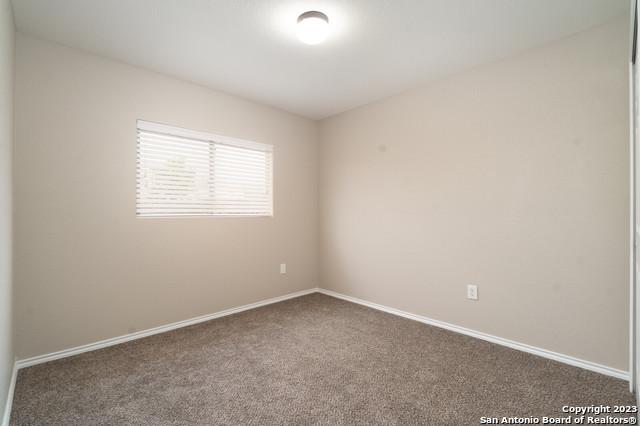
<box><xmin>1</xmin><ymin>0</ymin><xmax>640</xmax><ymax>424</ymax></box>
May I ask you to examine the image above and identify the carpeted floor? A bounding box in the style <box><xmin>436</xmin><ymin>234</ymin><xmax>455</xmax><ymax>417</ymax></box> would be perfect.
<box><xmin>10</xmin><ymin>293</ymin><xmax>635</xmax><ymax>425</ymax></box>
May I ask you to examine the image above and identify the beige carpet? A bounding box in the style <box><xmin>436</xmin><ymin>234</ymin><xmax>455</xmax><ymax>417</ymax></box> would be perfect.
<box><xmin>10</xmin><ymin>293</ymin><xmax>634</xmax><ymax>425</ymax></box>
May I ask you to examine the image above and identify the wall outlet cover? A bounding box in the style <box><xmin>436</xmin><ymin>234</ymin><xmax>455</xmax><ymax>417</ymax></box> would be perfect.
<box><xmin>467</xmin><ymin>284</ymin><xmax>478</xmax><ymax>300</ymax></box>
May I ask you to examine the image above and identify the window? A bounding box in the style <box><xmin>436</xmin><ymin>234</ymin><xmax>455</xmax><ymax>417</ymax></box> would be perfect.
<box><xmin>136</xmin><ymin>120</ymin><xmax>273</xmax><ymax>217</ymax></box>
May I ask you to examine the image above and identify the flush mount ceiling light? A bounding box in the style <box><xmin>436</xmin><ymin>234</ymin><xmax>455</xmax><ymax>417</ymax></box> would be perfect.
<box><xmin>297</xmin><ymin>11</ymin><xmax>329</xmax><ymax>45</ymax></box>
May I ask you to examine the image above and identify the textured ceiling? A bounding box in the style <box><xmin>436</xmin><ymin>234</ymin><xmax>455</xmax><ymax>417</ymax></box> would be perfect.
<box><xmin>11</xmin><ymin>0</ymin><xmax>628</xmax><ymax>119</ymax></box>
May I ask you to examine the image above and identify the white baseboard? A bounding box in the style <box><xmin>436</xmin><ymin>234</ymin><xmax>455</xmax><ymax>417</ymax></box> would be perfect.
<box><xmin>13</xmin><ymin>286</ymin><xmax>629</xmax><ymax>385</ymax></box>
<box><xmin>16</xmin><ymin>288</ymin><xmax>318</xmax><ymax>369</ymax></box>
<box><xmin>2</xmin><ymin>361</ymin><xmax>17</xmax><ymax>426</ymax></box>
<box><xmin>317</xmin><ymin>288</ymin><xmax>630</xmax><ymax>381</ymax></box>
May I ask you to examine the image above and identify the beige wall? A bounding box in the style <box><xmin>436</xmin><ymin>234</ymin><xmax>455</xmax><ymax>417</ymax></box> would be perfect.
<box><xmin>14</xmin><ymin>34</ymin><xmax>319</xmax><ymax>359</ymax></box>
<box><xmin>0</xmin><ymin>0</ymin><xmax>14</xmax><ymax>421</ymax></box>
<box><xmin>319</xmin><ymin>18</ymin><xmax>630</xmax><ymax>370</ymax></box>
<box><xmin>12</xmin><ymin>15</ymin><xmax>631</xmax><ymax>375</ymax></box>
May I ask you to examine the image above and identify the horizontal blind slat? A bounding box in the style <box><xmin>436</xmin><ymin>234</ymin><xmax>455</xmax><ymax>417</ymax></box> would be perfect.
<box><xmin>136</xmin><ymin>123</ymin><xmax>272</xmax><ymax>217</ymax></box>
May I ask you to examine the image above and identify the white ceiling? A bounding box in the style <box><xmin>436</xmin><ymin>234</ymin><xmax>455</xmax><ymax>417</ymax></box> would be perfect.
<box><xmin>11</xmin><ymin>0</ymin><xmax>628</xmax><ymax>119</ymax></box>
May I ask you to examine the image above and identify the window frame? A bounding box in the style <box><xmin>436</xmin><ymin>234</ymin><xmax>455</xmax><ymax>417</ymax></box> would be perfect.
<box><xmin>136</xmin><ymin>120</ymin><xmax>274</xmax><ymax>219</ymax></box>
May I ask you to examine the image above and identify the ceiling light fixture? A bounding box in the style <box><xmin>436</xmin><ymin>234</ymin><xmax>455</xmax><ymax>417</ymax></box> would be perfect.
<box><xmin>297</xmin><ymin>11</ymin><xmax>329</xmax><ymax>45</ymax></box>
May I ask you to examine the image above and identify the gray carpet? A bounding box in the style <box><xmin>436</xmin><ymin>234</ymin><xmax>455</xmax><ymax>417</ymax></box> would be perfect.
<box><xmin>10</xmin><ymin>293</ymin><xmax>635</xmax><ymax>425</ymax></box>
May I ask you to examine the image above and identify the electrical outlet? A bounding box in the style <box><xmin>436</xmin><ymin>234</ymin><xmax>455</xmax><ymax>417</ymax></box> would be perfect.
<box><xmin>280</xmin><ymin>263</ymin><xmax>287</xmax><ymax>274</ymax></box>
<box><xmin>467</xmin><ymin>284</ymin><xmax>478</xmax><ymax>301</ymax></box>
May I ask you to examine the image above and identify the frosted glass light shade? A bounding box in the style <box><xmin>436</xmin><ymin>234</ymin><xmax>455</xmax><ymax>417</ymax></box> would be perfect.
<box><xmin>297</xmin><ymin>11</ymin><xmax>329</xmax><ymax>45</ymax></box>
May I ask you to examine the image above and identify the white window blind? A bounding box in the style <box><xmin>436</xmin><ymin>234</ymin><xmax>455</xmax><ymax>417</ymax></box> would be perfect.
<box><xmin>136</xmin><ymin>120</ymin><xmax>273</xmax><ymax>217</ymax></box>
